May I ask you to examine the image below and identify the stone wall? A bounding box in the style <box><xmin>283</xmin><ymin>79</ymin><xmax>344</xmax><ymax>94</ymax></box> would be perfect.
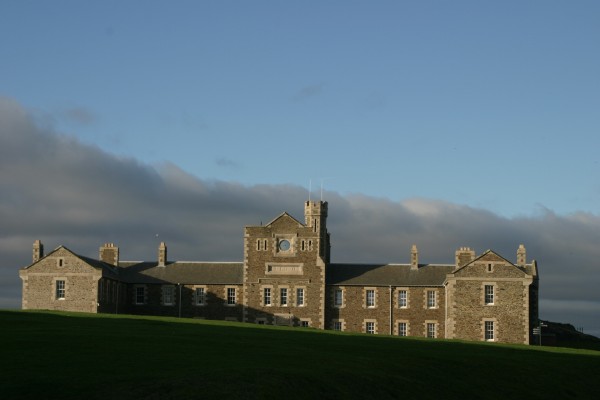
<box><xmin>326</xmin><ymin>285</ymin><xmax>446</xmax><ymax>337</ymax></box>
<box><xmin>122</xmin><ymin>283</ymin><xmax>244</xmax><ymax>320</ymax></box>
<box><xmin>19</xmin><ymin>247</ymin><xmax>100</xmax><ymax>313</ymax></box>
<box><xmin>447</xmin><ymin>252</ymin><xmax>533</xmax><ymax>344</ymax></box>
<box><xmin>244</xmin><ymin>206</ymin><xmax>327</xmax><ymax>328</ymax></box>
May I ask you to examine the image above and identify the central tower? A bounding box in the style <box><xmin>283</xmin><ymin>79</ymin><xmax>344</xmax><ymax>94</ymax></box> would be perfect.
<box><xmin>242</xmin><ymin>201</ymin><xmax>329</xmax><ymax>328</ymax></box>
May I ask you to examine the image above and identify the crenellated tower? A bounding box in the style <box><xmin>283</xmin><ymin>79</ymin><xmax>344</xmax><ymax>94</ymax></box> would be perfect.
<box><xmin>304</xmin><ymin>201</ymin><xmax>330</xmax><ymax>263</ymax></box>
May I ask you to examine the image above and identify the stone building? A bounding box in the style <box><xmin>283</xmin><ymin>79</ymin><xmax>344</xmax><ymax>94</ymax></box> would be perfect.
<box><xmin>19</xmin><ymin>201</ymin><xmax>539</xmax><ymax>344</ymax></box>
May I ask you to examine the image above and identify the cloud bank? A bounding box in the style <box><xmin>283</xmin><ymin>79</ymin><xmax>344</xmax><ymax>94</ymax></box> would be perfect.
<box><xmin>1</xmin><ymin>96</ymin><xmax>599</xmax><ymax>336</ymax></box>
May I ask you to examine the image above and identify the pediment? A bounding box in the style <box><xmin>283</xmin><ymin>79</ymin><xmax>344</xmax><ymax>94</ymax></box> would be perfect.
<box><xmin>265</xmin><ymin>212</ymin><xmax>305</xmax><ymax>229</ymax></box>
<box><xmin>22</xmin><ymin>245</ymin><xmax>101</xmax><ymax>273</ymax></box>
<box><xmin>453</xmin><ymin>249</ymin><xmax>529</xmax><ymax>278</ymax></box>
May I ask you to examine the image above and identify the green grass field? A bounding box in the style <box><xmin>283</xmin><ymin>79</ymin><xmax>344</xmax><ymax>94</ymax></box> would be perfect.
<box><xmin>1</xmin><ymin>310</ymin><xmax>599</xmax><ymax>399</ymax></box>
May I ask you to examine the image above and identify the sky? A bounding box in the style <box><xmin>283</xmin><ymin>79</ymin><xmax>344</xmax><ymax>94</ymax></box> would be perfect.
<box><xmin>1</xmin><ymin>1</ymin><xmax>599</xmax><ymax>336</ymax></box>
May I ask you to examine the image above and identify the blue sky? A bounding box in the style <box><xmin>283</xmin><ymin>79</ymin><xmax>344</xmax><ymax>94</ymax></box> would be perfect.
<box><xmin>2</xmin><ymin>1</ymin><xmax>600</xmax><ymax>334</ymax></box>
<box><xmin>2</xmin><ymin>0</ymin><xmax>599</xmax><ymax>217</ymax></box>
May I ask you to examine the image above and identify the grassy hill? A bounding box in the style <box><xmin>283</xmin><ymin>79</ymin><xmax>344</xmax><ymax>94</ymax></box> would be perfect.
<box><xmin>1</xmin><ymin>311</ymin><xmax>599</xmax><ymax>399</ymax></box>
<box><xmin>543</xmin><ymin>320</ymin><xmax>600</xmax><ymax>351</ymax></box>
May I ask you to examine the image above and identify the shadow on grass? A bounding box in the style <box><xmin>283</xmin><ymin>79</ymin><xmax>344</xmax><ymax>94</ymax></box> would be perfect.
<box><xmin>1</xmin><ymin>310</ymin><xmax>599</xmax><ymax>399</ymax></box>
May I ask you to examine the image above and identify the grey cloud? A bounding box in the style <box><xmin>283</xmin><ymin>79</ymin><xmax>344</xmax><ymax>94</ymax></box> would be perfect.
<box><xmin>1</xmin><ymin>96</ymin><xmax>599</xmax><ymax>336</ymax></box>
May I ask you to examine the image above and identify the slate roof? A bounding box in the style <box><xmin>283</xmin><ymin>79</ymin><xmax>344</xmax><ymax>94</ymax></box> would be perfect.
<box><xmin>326</xmin><ymin>263</ymin><xmax>455</xmax><ymax>286</ymax></box>
<box><xmin>78</xmin><ymin>254</ymin><xmax>121</xmax><ymax>279</ymax></box>
<box><xmin>21</xmin><ymin>246</ymin><xmax>121</xmax><ymax>279</ymax></box>
<box><xmin>118</xmin><ymin>261</ymin><xmax>244</xmax><ymax>284</ymax></box>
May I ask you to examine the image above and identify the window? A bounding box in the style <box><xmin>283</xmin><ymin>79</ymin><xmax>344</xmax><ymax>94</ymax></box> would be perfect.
<box><xmin>195</xmin><ymin>287</ymin><xmax>205</xmax><ymax>305</ymax></box>
<box><xmin>55</xmin><ymin>280</ymin><xmax>65</xmax><ymax>300</ymax></box>
<box><xmin>398</xmin><ymin>290</ymin><xmax>407</xmax><ymax>308</ymax></box>
<box><xmin>300</xmin><ymin>320</ymin><xmax>310</xmax><ymax>327</ymax></box>
<box><xmin>427</xmin><ymin>290</ymin><xmax>436</xmax><ymax>308</ymax></box>
<box><xmin>398</xmin><ymin>322</ymin><xmax>407</xmax><ymax>337</ymax></box>
<box><xmin>366</xmin><ymin>321</ymin><xmax>375</xmax><ymax>334</ymax></box>
<box><xmin>57</xmin><ymin>258</ymin><xmax>64</xmax><ymax>267</ymax></box>
<box><xmin>227</xmin><ymin>287</ymin><xmax>236</xmax><ymax>305</ymax></box>
<box><xmin>427</xmin><ymin>323</ymin><xmax>436</xmax><ymax>338</ymax></box>
<box><xmin>366</xmin><ymin>289</ymin><xmax>375</xmax><ymax>308</ymax></box>
<box><xmin>333</xmin><ymin>321</ymin><xmax>343</xmax><ymax>331</ymax></box>
<box><xmin>485</xmin><ymin>285</ymin><xmax>494</xmax><ymax>305</ymax></box>
<box><xmin>264</xmin><ymin>288</ymin><xmax>272</xmax><ymax>306</ymax></box>
<box><xmin>296</xmin><ymin>288</ymin><xmax>304</xmax><ymax>306</ymax></box>
<box><xmin>135</xmin><ymin>286</ymin><xmax>145</xmax><ymax>305</ymax></box>
<box><xmin>280</xmin><ymin>288</ymin><xmax>288</xmax><ymax>306</ymax></box>
<box><xmin>487</xmin><ymin>263</ymin><xmax>493</xmax><ymax>272</ymax></box>
<box><xmin>163</xmin><ymin>286</ymin><xmax>175</xmax><ymax>305</ymax></box>
<box><xmin>485</xmin><ymin>320</ymin><xmax>495</xmax><ymax>341</ymax></box>
<box><xmin>334</xmin><ymin>288</ymin><xmax>343</xmax><ymax>307</ymax></box>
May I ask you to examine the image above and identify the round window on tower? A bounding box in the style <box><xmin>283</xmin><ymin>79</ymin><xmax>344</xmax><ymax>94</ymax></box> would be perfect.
<box><xmin>278</xmin><ymin>239</ymin><xmax>291</xmax><ymax>251</ymax></box>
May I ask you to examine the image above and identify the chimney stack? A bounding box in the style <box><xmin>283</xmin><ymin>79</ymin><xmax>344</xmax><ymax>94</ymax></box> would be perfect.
<box><xmin>158</xmin><ymin>242</ymin><xmax>167</xmax><ymax>267</ymax></box>
<box><xmin>517</xmin><ymin>244</ymin><xmax>526</xmax><ymax>267</ymax></box>
<box><xmin>411</xmin><ymin>244</ymin><xmax>419</xmax><ymax>270</ymax></box>
<box><xmin>32</xmin><ymin>240</ymin><xmax>44</xmax><ymax>263</ymax></box>
<box><xmin>99</xmin><ymin>243</ymin><xmax>119</xmax><ymax>266</ymax></box>
<box><xmin>455</xmin><ymin>247</ymin><xmax>475</xmax><ymax>268</ymax></box>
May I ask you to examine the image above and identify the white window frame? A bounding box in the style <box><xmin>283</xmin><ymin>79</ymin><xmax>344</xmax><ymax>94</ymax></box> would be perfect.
<box><xmin>398</xmin><ymin>289</ymin><xmax>408</xmax><ymax>308</ymax></box>
<box><xmin>426</xmin><ymin>321</ymin><xmax>437</xmax><ymax>338</ymax></box>
<box><xmin>280</xmin><ymin>287</ymin><xmax>288</xmax><ymax>307</ymax></box>
<box><xmin>194</xmin><ymin>287</ymin><xmax>206</xmax><ymax>306</ymax></box>
<box><xmin>299</xmin><ymin>318</ymin><xmax>311</xmax><ymax>328</ymax></box>
<box><xmin>226</xmin><ymin>287</ymin><xmax>236</xmax><ymax>306</ymax></box>
<box><xmin>296</xmin><ymin>287</ymin><xmax>305</xmax><ymax>307</ymax></box>
<box><xmin>264</xmin><ymin>287</ymin><xmax>272</xmax><ymax>306</ymax></box>
<box><xmin>484</xmin><ymin>319</ymin><xmax>496</xmax><ymax>341</ymax></box>
<box><xmin>365</xmin><ymin>288</ymin><xmax>376</xmax><ymax>308</ymax></box>
<box><xmin>484</xmin><ymin>284</ymin><xmax>495</xmax><ymax>305</ymax></box>
<box><xmin>426</xmin><ymin>290</ymin><xmax>437</xmax><ymax>309</ymax></box>
<box><xmin>334</xmin><ymin>288</ymin><xmax>343</xmax><ymax>308</ymax></box>
<box><xmin>55</xmin><ymin>280</ymin><xmax>65</xmax><ymax>300</ymax></box>
<box><xmin>365</xmin><ymin>320</ymin><xmax>376</xmax><ymax>334</ymax></box>
<box><xmin>398</xmin><ymin>321</ymin><xmax>408</xmax><ymax>337</ymax></box>
<box><xmin>162</xmin><ymin>285</ymin><xmax>175</xmax><ymax>306</ymax></box>
<box><xmin>134</xmin><ymin>285</ymin><xmax>146</xmax><ymax>305</ymax></box>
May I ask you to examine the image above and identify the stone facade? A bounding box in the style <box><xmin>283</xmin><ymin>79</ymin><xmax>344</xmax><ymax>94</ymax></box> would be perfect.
<box><xmin>19</xmin><ymin>201</ymin><xmax>539</xmax><ymax>344</ymax></box>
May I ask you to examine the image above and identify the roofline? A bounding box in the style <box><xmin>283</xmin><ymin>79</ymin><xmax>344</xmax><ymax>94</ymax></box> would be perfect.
<box><xmin>262</xmin><ymin>211</ymin><xmax>305</xmax><ymax>228</ymax></box>
<box><xmin>326</xmin><ymin>283</ymin><xmax>446</xmax><ymax>287</ymax></box>
<box><xmin>119</xmin><ymin>261</ymin><xmax>243</xmax><ymax>264</ymax></box>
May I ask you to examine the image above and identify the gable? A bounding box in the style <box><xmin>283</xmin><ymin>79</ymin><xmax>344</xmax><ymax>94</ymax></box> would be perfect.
<box><xmin>453</xmin><ymin>250</ymin><xmax>529</xmax><ymax>278</ymax></box>
<box><xmin>22</xmin><ymin>246</ymin><xmax>101</xmax><ymax>275</ymax></box>
<box><xmin>266</xmin><ymin>212</ymin><xmax>305</xmax><ymax>230</ymax></box>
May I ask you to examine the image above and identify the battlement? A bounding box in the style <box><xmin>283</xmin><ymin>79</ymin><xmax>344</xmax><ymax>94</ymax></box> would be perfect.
<box><xmin>304</xmin><ymin>200</ymin><xmax>328</xmax><ymax>228</ymax></box>
<box><xmin>304</xmin><ymin>200</ymin><xmax>328</xmax><ymax>215</ymax></box>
